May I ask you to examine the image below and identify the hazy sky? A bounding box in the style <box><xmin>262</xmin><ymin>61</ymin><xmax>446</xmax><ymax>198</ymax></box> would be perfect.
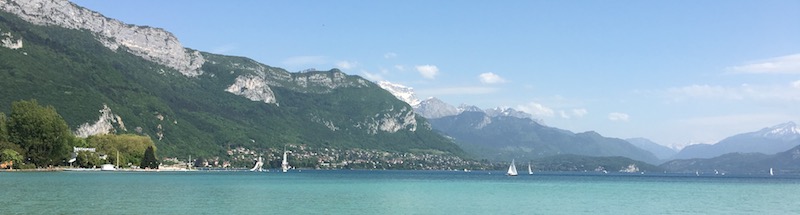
<box><xmin>71</xmin><ymin>0</ymin><xmax>800</xmax><ymax>148</ymax></box>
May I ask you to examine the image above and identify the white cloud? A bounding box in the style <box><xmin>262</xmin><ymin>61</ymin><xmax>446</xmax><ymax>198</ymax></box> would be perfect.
<box><xmin>478</xmin><ymin>72</ymin><xmax>507</xmax><ymax>84</ymax></box>
<box><xmin>384</xmin><ymin>52</ymin><xmax>397</xmax><ymax>59</ymax></box>
<box><xmin>559</xmin><ymin>110</ymin><xmax>570</xmax><ymax>119</ymax></box>
<box><xmin>361</xmin><ymin>70</ymin><xmax>383</xmax><ymax>81</ymax></box>
<box><xmin>417</xmin><ymin>86</ymin><xmax>498</xmax><ymax>96</ymax></box>
<box><xmin>728</xmin><ymin>53</ymin><xmax>800</xmax><ymax>74</ymax></box>
<box><xmin>608</xmin><ymin>112</ymin><xmax>630</xmax><ymax>121</ymax></box>
<box><xmin>336</xmin><ymin>61</ymin><xmax>358</xmax><ymax>70</ymax></box>
<box><xmin>572</xmin><ymin>108</ymin><xmax>588</xmax><ymax>117</ymax></box>
<box><xmin>416</xmin><ymin>65</ymin><xmax>439</xmax><ymax>79</ymax></box>
<box><xmin>558</xmin><ymin>108</ymin><xmax>588</xmax><ymax>119</ymax></box>
<box><xmin>666</xmin><ymin>83</ymin><xmax>800</xmax><ymax>102</ymax></box>
<box><xmin>666</xmin><ymin>84</ymin><xmax>742</xmax><ymax>101</ymax></box>
<box><xmin>394</xmin><ymin>65</ymin><xmax>405</xmax><ymax>71</ymax></box>
<box><xmin>282</xmin><ymin>56</ymin><xmax>328</xmax><ymax>66</ymax></box>
<box><xmin>516</xmin><ymin>102</ymin><xmax>555</xmax><ymax>118</ymax></box>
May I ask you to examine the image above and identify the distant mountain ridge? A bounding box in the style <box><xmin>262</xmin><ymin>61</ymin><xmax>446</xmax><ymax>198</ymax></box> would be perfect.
<box><xmin>429</xmin><ymin>111</ymin><xmax>660</xmax><ymax>164</ymax></box>
<box><xmin>661</xmin><ymin>144</ymin><xmax>800</xmax><ymax>174</ymax></box>
<box><xmin>377</xmin><ymin>81</ymin><xmax>538</xmax><ymax>122</ymax></box>
<box><xmin>672</xmin><ymin>122</ymin><xmax>800</xmax><ymax>159</ymax></box>
<box><xmin>377</xmin><ymin>81</ymin><xmax>658</xmax><ymax>164</ymax></box>
<box><xmin>625</xmin><ymin>138</ymin><xmax>677</xmax><ymax>160</ymax></box>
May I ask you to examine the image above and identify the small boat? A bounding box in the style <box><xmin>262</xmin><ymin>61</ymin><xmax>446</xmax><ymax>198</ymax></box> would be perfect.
<box><xmin>281</xmin><ymin>150</ymin><xmax>291</xmax><ymax>173</ymax></box>
<box><xmin>770</xmin><ymin>168</ymin><xmax>774</xmax><ymax>176</ymax></box>
<box><xmin>100</xmin><ymin>164</ymin><xmax>116</xmax><ymax>171</ymax></box>
<box><xmin>527</xmin><ymin>163</ymin><xmax>533</xmax><ymax>175</ymax></box>
<box><xmin>507</xmin><ymin>159</ymin><xmax>518</xmax><ymax>176</ymax></box>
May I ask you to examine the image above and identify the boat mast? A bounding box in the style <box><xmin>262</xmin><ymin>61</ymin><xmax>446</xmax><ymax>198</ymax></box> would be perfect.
<box><xmin>116</xmin><ymin>150</ymin><xmax>119</xmax><ymax>169</ymax></box>
<box><xmin>281</xmin><ymin>148</ymin><xmax>290</xmax><ymax>173</ymax></box>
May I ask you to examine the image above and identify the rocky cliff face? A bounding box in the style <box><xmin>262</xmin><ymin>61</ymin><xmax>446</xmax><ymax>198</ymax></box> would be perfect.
<box><xmin>0</xmin><ymin>0</ymin><xmax>205</xmax><ymax>76</ymax></box>
<box><xmin>74</xmin><ymin>104</ymin><xmax>126</xmax><ymax>138</ymax></box>
<box><xmin>0</xmin><ymin>28</ymin><xmax>22</xmax><ymax>49</ymax></box>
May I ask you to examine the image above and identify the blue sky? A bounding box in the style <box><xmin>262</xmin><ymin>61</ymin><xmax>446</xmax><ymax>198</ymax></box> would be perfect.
<box><xmin>72</xmin><ymin>0</ymin><xmax>800</xmax><ymax>148</ymax></box>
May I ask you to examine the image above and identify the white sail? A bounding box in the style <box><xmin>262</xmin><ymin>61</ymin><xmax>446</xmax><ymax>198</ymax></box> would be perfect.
<box><xmin>250</xmin><ymin>156</ymin><xmax>264</xmax><ymax>172</ymax></box>
<box><xmin>528</xmin><ymin>163</ymin><xmax>533</xmax><ymax>175</ymax></box>
<box><xmin>507</xmin><ymin>159</ymin><xmax>518</xmax><ymax>176</ymax></box>
<box><xmin>281</xmin><ymin>151</ymin><xmax>290</xmax><ymax>173</ymax></box>
<box><xmin>770</xmin><ymin>168</ymin><xmax>774</xmax><ymax>176</ymax></box>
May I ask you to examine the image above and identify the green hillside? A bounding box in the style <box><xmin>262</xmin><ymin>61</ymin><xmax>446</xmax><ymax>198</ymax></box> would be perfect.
<box><xmin>0</xmin><ymin>10</ymin><xmax>463</xmax><ymax>160</ymax></box>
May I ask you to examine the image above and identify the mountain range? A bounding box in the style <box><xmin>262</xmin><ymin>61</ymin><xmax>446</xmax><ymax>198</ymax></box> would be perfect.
<box><xmin>671</xmin><ymin>122</ymin><xmax>800</xmax><ymax>159</ymax></box>
<box><xmin>0</xmin><ymin>0</ymin><xmax>463</xmax><ymax>159</ymax></box>
<box><xmin>378</xmin><ymin>82</ymin><xmax>661</xmax><ymax>164</ymax></box>
<box><xmin>657</xmin><ymin>122</ymin><xmax>800</xmax><ymax>174</ymax></box>
<box><xmin>380</xmin><ymin>80</ymin><xmax>800</xmax><ymax>170</ymax></box>
<box><xmin>661</xmin><ymin>144</ymin><xmax>800</xmax><ymax>174</ymax></box>
<box><xmin>429</xmin><ymin>111</ymin><xmax>661</xmax><ymax>164</ymax></box>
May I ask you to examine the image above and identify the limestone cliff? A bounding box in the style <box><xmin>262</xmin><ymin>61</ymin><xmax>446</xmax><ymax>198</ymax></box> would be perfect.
<box><xmin>0</xmin><ymin>0</ymin><xmax>205</xmax><ymax>76</ymax></box>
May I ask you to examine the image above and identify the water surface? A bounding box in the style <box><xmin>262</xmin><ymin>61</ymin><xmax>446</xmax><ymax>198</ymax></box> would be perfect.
<box><xmin>2</xmin><ymin>170</ymin><xmax>797</xmax><ymax>214</ymax></box>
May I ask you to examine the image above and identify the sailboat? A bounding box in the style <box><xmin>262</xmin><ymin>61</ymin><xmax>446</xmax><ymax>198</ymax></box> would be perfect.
<box><xmin>528</xmin><ymin>162</ymin><xmax>533</xmax><ymax>175</ymax></box>
<box><xmin>281</xmin><ymin>150</ymin><xmax>291</xmax><ymax>173</ymax></box>
<box><xmin>770</xmin><ymin>168</ymin><xmax>774</xmax><ymax>176</ymax></box>
<box><xmin>507</xmin><ymin>159</ymin><xmax>518</xmax><ymax>176</ymax></box>
<box><xmin>250</xmin><ymin>156</ymin><xmax>264</xmax><ymax>172</ymax></box>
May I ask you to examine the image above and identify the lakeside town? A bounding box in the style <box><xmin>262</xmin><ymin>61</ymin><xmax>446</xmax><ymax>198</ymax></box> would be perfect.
<box><xmin>172</xmin><ymin>144</ymin><xmax>498</xmax><ymax>171</ymax></box>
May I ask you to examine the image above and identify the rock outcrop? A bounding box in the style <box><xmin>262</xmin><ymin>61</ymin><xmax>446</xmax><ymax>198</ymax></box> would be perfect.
<box><xmin>0</xmin><ymin>0</ymin><xmax>205</xmax><ymax>76</ymax></box>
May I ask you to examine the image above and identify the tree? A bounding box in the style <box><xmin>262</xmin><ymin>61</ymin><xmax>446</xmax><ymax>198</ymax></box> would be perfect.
<box><xmin>1</xmin><ymin>149</ymin><xmax>23</xmax><ymax>169</ymax></box>
<box><xmin>88</xmin><ymin>134</ymin><xmax>155</xmax><ymax>167</ymax></box>
<box><xmin>141</xmin><ymin>146</ymin><xmax>158</xmax><ymax>169</ymax></box>
<box><xmin>0</xmin><ymin>113</ymin><xmax>8</xmax><ymax>143</ymax></box>
<box><xmin>75</xmin><ymin>151</ymin><xmax>101</xmax><ymax>168</ymax></box>
<box><xmin>7</xmin><ymin>100</ymin><xmax>73</xmax><ymax>167</ymax></box>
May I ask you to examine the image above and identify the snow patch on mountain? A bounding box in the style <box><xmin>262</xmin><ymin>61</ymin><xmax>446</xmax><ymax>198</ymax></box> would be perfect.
<box><xmin>378</xmin><ymin>80</ymin><xmax>543</xmax><ymax>122</ymax></box>
<box><xmin>756</xmin><ymin>121</ymin><xmax>799</xmax><ymax>140</ymax></box>
<box><xmin>377</xmin><ymin>81</ymin><xmax>420</xmax><ymax>106</ymax></box>
<box><xmin>485</xmin><ymin>107</ymin><xmax>533</xmax><ymax>119</ymax></box>
<box><xmin>457</xmin><ymin>104</ymin><xmax>483</xmax><ymax>113</ymax></box>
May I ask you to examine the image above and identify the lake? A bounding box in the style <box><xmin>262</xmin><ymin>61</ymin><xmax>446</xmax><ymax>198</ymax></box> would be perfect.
<box><xmin>2</xmin><ymin>170</ymin><xmax>798</xmax><ymax>214</ymax></box>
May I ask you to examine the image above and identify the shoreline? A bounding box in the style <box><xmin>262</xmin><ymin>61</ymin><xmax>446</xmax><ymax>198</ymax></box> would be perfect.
<box><xmin>1</xmin><ymin>167</ymin><xmax>197</xmax><ymax>172</ymax></box>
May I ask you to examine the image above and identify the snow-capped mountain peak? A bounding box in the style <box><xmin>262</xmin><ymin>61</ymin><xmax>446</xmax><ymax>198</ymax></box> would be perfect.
<box><xmin>758</xmin><ymin>121</ymin><xmax>799</xmax><ymax>140</ymax></box>
<box><xmin>484</xmin><ymin>107</ymin><xmax>533</xmax><ymax>119</ymax></box>
<box><xmin>415</xmin><ymin>97</ymin><xmax>459</xmax><ymax>119</ymax></box>
<box><xmin>457</xmin><ymin>104</ymin><xmax>483</xmax><ymax>113</ymax></box>
<box><xmin>377</xmin><ymin>81</ymin><xmax>420</xmax><ymax>107</ymax></box>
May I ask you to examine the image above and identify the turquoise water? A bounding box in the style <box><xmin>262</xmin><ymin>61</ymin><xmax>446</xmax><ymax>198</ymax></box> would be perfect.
<box><xmin>2</xmin><ymin>170</ymin><xmax>799</xmax><ymax>214</ymax></box>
